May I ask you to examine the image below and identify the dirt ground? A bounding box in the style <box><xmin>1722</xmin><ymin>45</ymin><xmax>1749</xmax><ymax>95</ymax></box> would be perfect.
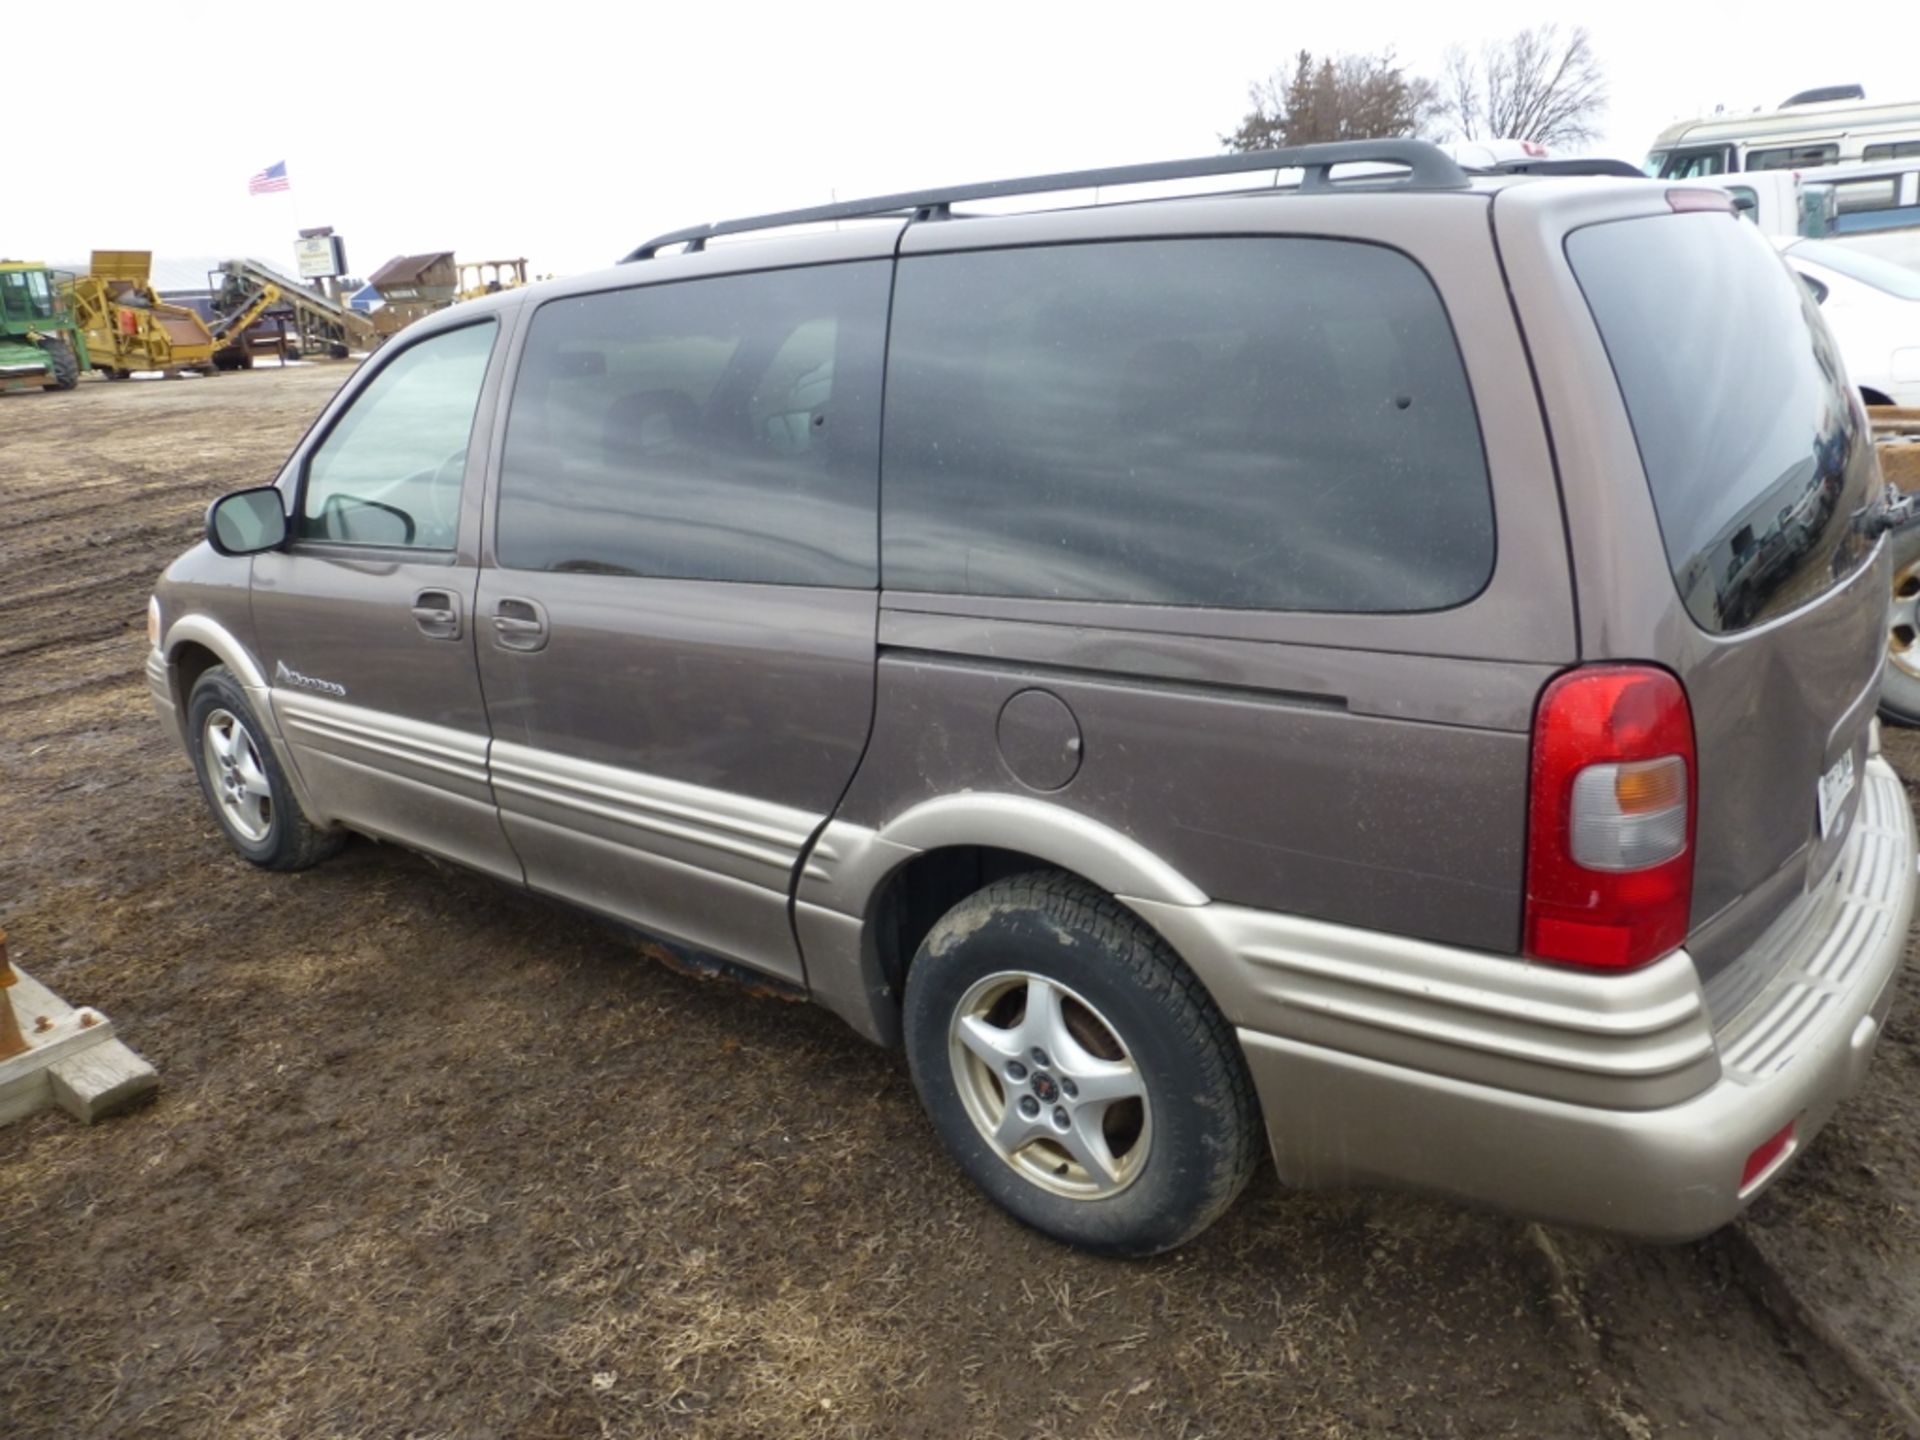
<box><xmin>4</xmin><ymin>366</ymin><xmax>1920</xmax><ymax>1439</ymax></box>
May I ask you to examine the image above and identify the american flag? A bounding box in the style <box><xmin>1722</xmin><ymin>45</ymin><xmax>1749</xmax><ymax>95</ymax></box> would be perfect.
<box><xmin>247</xmin><ymin>161</ymin><xmax>290</xmax><ymax>195</ymax></box>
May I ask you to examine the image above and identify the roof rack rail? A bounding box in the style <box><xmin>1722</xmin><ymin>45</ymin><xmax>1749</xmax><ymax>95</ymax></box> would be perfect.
<box><xmin>621</xmin><ymin>139</ymin><xmax>1472</xmax><ymax>262</ymax></box>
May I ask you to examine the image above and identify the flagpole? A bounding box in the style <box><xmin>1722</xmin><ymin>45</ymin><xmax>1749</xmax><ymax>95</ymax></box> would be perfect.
<box><xmin>285</xmin><ymin>166</ymin><xmax>300</xmax><ymax>268</ymax></box>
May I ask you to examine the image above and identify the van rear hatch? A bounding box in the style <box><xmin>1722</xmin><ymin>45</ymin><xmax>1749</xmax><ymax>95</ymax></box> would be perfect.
<box><xmin>1564</xmin><ymin>208</ymin><xmax>1886</xmax><ymax>1021</ymax></box>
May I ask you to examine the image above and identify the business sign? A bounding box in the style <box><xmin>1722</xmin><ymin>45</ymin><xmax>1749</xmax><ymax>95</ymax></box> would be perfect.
<box><xmin>294</xmin><ymin>234</ymin><xmax>346</xmax><ymax>279</ymax></box>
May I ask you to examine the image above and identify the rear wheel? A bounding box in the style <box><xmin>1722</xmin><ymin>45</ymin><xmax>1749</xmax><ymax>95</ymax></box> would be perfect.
<box><xmin>1882</xmin><ymin>526</ymin><xmax>1920</xmax><ymax>724</ymax></box>
<box><xmin>903</xmin><ymin>872</ymin><xmax>1262</xmax><ymax>1256</ymax></box>
<box><xmin>39</xmin><ymin>336</ymin><xmax>78</xmax><ymax>390</ymax></box>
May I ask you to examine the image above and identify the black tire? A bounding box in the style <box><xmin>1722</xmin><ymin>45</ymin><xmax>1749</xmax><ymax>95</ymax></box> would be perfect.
<box><xmin>185</xmin><ymin>666</ymin><xmax>344</xmax><ymax>870</ymax></box>
<box><xmin>107</xmin><ymin>368</ymin><xmax>131</xmax><ymax>381</ymax></box>
<box><xmin>1882</xmin><ymin>526</ymin><xmax>1920</xmax><ymax>725</ymax></box>
<box><xmin>327</xmin><ymin>342</ymin><xmax>349</xmax><ymax>360</ymax></box>
<box><xmin>39</xmin><ymin>336</ymin><xmax>78</xmax><ymax>390</ymax></box>
<box><xmin>903</xmin><ymin>871</ymin><xmax>1263</xmax><ymax>1256</ymax></box>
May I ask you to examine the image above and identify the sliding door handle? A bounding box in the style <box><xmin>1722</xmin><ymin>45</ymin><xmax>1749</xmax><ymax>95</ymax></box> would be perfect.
<box><xmin>492</xmin><ymin>597</ymin><xmax>549</xmax><ymax>652</ymax></box>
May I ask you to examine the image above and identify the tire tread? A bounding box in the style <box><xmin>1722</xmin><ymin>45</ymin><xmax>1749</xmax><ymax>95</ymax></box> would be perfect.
<box><xmin>914</xmin><ymin>869</ymin><xmax>1264</xmax><ymax>1251</ymax></box>
<box><xmin>188</xmin><ymin>665</ymin><xmax>344</xmax><ymax>871</ymax></box>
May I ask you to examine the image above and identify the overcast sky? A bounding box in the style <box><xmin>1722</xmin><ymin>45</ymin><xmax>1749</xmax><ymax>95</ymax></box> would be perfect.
<box><xmin>18</xmin><ymin>0</ymin><xmax>1920</xmax><ymax>282</ymax></box>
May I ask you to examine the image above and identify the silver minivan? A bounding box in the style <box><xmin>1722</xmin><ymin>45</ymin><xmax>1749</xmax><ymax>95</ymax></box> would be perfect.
<box><xmin>149</xmin><ymin>142</ymin><xmax>1917</xmax><ymax>1255</ymax></box>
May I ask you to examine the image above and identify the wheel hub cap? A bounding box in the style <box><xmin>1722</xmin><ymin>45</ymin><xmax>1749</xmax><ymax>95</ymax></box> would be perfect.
<box><xmin>201</xmin><ymin>708</ymin><xmax>273</xmax><ymax>843</ymax></box>
<box><xmin>1891</xmin><ymin>558</ymin><xmax>1920</xmax><ymax>680</ymax></box>
<box><xmin>948</xmin><ymin>970</ymin><xmax>1151</xmax><ymax>1199</ymax></box>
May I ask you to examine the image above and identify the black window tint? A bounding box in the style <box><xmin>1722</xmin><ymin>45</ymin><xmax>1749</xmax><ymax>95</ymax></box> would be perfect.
<box><xmin>498</xmin><ymin>262</ymin><xmax>889</xmax><ymax>586</ymax></box>
<box><xmin>1567</xmin><ymin>213</ymin><xmax>1875</xmax><ymax>635</ymax></box>
<box><xmin>881</xmin><ymin>238</ymin><xmax>1493</xmax><ymax>612</ymax></box>
<box><xmin>1661</xmin><ymin>149</ymin><xmax>1729</xmax><ymax>178</ymax></box>
<box><xmin>1746</xmin><ymin>143</ymin><xmax>1838</xmax><ymax>171</ymax></box>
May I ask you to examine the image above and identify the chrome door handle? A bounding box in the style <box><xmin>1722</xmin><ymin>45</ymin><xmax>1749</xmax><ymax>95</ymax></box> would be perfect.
<box><xmin>411</xmin><ymin>589</ymin><xmax>461</xmax><ymax>640</ymax></box>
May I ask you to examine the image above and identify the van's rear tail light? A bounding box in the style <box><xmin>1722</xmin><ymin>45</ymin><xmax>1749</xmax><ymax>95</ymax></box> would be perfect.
<box><xmin>1525</xmin><ymin>667</ymin><xmax>1697</xmax><ymax>971</ymax></box>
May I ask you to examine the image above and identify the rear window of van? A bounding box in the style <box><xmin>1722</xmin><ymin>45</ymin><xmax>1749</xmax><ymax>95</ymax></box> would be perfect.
<box><xmin>1567</xmin><ymin>213</ymin><xmax>1876</xmax><ymax>634</ymax></box>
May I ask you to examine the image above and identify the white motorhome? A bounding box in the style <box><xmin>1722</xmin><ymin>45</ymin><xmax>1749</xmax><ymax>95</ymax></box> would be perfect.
<box><xmin>1648</xmin><ymin>90</ymin><xmax>1920</xmax><ymax>178</ymax></box>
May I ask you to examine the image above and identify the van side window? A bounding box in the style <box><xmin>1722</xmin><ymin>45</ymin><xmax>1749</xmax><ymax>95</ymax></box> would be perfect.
<box><xmin>300</xmin><ymin>321</ymin><xmax>497</xmax><ymax>548</ymax></box>
<box><xmin>1820</xmin><ymin>172</ymin><xmax>1920</xmax><ymax>235</ymax></box>
<box><xmin>881</xmin><ymin>238</ymin><xmax>1493</xmax><ymax>612</ymax></box>
<box><xmin>1660</xmin><ymin>148</ymin><xmax>1730</xmax><ymax>178</ymax></box>
<box><xmin>1862</xmin><ymin>141</ymin><xmax>1920</xmax><ymax>162</ymax></box>
<box><xmin>496</xmin><ymin>262</ymin><xmax>889</xmax><ymax>587</ymax></box>
<box><xmin>1746</xmin><ymin>143</ymin><xmax>1838</xmax><ymax>171</ymax></box>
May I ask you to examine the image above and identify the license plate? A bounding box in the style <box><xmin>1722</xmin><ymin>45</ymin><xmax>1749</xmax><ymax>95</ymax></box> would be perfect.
<box><xmin>1818</xmin><ymin>750</ymin><xmax>1857</xmax><ymax>839</ymax></box>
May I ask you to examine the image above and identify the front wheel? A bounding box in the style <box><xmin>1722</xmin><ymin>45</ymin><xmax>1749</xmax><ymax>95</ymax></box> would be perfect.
<box><xmin>186</xmin><ymin>666</ymin><xmax>343</xmax><ymax>870</ymax></box>
<box><xmin>39</xmin><ymin>336</ymin><xmax>78</xmax><ymax>390</ymax></box>
<box><xmin>903</xmin><ymin>872</ymin><xmax>1262</xmax><ymax>1256</ymax></box>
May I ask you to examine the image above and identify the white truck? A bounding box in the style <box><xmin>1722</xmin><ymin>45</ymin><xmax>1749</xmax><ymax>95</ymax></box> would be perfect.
<box><xmin>1704</xmin><ymin>162</ymin><xmax>1920</xmax><ymax>271</ymax></box>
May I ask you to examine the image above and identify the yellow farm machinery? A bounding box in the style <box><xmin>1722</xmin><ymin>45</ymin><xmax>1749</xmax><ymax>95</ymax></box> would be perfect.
<box><xmin>457</xmin><ymin>258</ymin><xmax>530</xmax><ymax>301</ymax></box>
<box><xmin>363</xmin><ymin>254</ymin><xmax>531</xmax><ymax>345</ymax></box>
<box><xmin>212</xmin><ymin>258</ymin><xmax>374</xmax><ymax>361</ymax></box>
<box><xmin>71</xmin><ymin>252</ymin><xmax>281</xmax><ymax>379</ymax></box>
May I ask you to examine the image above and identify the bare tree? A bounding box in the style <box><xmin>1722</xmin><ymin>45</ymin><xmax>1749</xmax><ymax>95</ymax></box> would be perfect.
<box><xmin>1223</xmin><ymin>49</ymin><xmax>1439</xmax><ymax>151</ymax></box>
<box><xmin>1443</xmin><ymin>25</ymin><xmax>1608</xmax><ymax>149</ymax></box>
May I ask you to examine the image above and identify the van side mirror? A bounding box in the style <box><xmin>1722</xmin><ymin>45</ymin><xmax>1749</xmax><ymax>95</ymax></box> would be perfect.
<box><xmin>206</xmin><ymin>487</ymin><xmax>289</xmax><ymax>556</ymax></box>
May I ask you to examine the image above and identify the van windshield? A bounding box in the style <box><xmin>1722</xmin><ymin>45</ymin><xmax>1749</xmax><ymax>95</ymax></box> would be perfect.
<box><xmin>1567</xmin><ymin>212</ymin><xmax>1877</xmax><ymax>634</ymax></box>
<box><xmin>1790</xmin><ymin>239</ymin><xmax>1920</xmax><ymax>299</ymax></box>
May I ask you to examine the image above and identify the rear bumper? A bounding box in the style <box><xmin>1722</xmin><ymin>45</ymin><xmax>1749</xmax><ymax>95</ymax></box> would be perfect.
<box><xmin>1133</xmin><ymin>754</ymin><xmax>1916</xmax><ymax>1240</ymax></box>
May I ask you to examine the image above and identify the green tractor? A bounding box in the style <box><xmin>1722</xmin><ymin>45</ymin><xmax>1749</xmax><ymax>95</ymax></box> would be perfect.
<box><xmin>0</xmin><ymin>260</ymin><xmax>89</xmax><ymax>392</ymax></box>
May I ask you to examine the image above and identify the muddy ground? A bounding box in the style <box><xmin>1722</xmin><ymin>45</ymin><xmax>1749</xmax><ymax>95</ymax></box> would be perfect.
<box><xmin>3</xmin><ymin>365</ymin><xmax>1920</xmax><ymax>1439</ymax></box>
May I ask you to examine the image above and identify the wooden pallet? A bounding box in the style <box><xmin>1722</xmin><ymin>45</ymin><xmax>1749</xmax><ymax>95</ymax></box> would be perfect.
<box><xmin>1871</xmin><ymin>407</ymin><xmax>1920</xmax><ymax>492</ymax></box>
